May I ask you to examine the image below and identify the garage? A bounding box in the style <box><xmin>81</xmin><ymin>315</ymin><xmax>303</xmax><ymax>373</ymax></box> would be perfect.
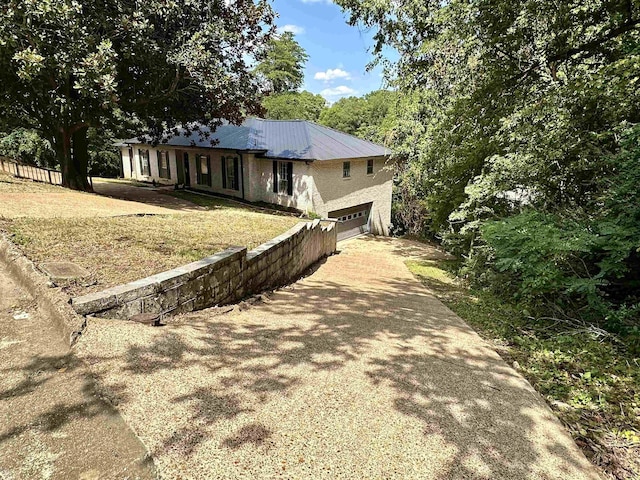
<box><xmin>329</xmin><ymin>203</ymin><xmax>372</xmax><ymax>241</ymax></box>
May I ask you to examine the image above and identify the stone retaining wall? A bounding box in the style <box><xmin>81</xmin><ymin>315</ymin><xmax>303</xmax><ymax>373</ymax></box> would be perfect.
<box><xmin>71</xmin><ymin>220</ymin><xmax>337</xmax><ymax>320</ymax></box>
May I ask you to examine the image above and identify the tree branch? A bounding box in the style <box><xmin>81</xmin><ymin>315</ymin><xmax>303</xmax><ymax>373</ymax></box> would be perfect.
<box><xmin>510</xmin><ymin>17</ymin><xmax>640</xmax><ymax>85</ymax></box>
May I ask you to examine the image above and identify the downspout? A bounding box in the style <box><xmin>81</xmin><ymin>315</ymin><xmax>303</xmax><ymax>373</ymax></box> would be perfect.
<box><xmin>237</xmin><ymin>151</ymin><xmax>246</xmax><ymax>200</ymax></box>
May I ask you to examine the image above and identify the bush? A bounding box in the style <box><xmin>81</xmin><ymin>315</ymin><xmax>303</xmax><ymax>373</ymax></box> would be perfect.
<box><xmin>472</xmin><ymin>126</ymin><xmax>640</xmax><ymax>349</ymax></box>
<box><xmin>0</xmin><ymin>129</ymin><xmax>56</xmax><ymax>167</ymax></box>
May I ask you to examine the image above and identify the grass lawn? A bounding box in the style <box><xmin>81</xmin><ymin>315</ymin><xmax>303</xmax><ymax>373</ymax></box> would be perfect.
<box><xmin>0</xmin><ymin>169</ymin><xmax>62</xmax><ymax>194</ymax></box>
<box><xmin>407</xmin><ymin>258</ymin><xmax>640</xmax><ymax>480</ymax></box>
<box><xmin>0</xmin><ymin>174</ymin><xmax>300</xmax><ymax>297</ymax></box>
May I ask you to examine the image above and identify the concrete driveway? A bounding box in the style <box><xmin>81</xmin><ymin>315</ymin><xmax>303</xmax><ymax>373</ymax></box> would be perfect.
<box><xmin>76</xmin><ymin>237</ymin><xmax>601</xmax><ymax>479</ymax></box>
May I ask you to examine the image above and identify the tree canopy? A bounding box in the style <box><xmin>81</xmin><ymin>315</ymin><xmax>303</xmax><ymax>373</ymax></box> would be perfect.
<box><xmin>262</xmin><ymin>91</ymin><xmax>326</xmax><ymax>121</ymax></box>
<box><xmin>254</xmin><ymin>31</ymin><xmax>308</xmax><ymax>94</ymax></box>
<box><xmin>318</xmin><ymin>90</ymin><xmax>397</xmax><ymax>142</ymax></box>
<box><xmin>0</xmin><ymin>0</ymin><xmax>275</xmax><ymax>190</ymax></box>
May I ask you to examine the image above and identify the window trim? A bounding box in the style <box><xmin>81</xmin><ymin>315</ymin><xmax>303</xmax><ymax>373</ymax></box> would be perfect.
<box><xmin>273</xmin><ymin>160</ymin><xmax>293</xmax><ymax>196</ymax></box>
<box><xmin>139</xmin><ymin>149</ymin><xmax>150</xmax><ymax>176</ymax></box>
<box><xmin>343</xmin><ymin>161</ymin><xmax>351</xmax><ymax>179</ymax></box>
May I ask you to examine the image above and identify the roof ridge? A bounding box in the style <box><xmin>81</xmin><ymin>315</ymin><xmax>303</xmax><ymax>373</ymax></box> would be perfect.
<box><xmin>246</xmin><ymin>118</ymin><xmax>261</xmax><ymax>150</ymax></box>
<box><xmin>301</xmin><ymin>121</ymin><xmax>316</xmax><ymax>160</ymax></box>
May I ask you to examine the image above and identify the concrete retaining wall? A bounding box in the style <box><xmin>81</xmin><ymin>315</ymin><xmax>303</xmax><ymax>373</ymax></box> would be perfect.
<box><xmin>71</xmin><ymin>220</ymin><xmax>337</xmax><ymax>320</ymax></box>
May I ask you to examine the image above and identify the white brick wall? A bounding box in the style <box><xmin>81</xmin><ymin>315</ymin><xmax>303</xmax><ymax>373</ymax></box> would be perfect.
<box><xmin>310</xmin><ymin>157</ymin><xmax>393</xmax><ymax>235</ymax></box>
<box><xmin>122</xmin><ymin>146</ymin><xmax>177</xmax><ymax>185</ymax></box>
<box><xmin>245</xmin><ymin>156</ymin><xmax>315</xmax><ymax>212</ymax></box>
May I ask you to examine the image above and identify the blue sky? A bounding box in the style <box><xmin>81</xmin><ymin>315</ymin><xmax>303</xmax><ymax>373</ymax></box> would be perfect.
<box><xmin>270</xmin><ymin>0</ymin><xmax>395</xmax><ymax>102</ymax></box>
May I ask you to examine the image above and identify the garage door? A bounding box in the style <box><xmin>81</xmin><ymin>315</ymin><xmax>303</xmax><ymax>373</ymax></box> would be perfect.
<box><xmin>329</xmin><ymin>203</ymin><xmax>372</xmax><ymax>241</ymax></box>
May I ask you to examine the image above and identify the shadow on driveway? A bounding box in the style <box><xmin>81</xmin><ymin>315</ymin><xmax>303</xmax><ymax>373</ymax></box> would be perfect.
<box><xmin>76</xmin><ymin>237</ymin><xmax>601</xmax><ymax>479</ymax></box>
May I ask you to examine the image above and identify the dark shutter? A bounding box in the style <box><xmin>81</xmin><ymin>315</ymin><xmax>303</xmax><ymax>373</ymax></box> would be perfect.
<box><xmin>233</xmin><ymin>157</ymin><xmax>239</xmax><ymax>191</ymax></box>
<box><xmin>206</xmin><ymin>155</ymin><xmax>211</xmax><ymax>186</ymax></box>
<box><xmin>221</xmin><ymin>156</ymin><xmax>227</xmax><ymax>189</ymax></box>
<box><xmin>196</xmin><ymin>155</ymin><xmax>202</xmax><ymax>184</ymax></box>
<box><xmin>139</xmin><ymin>150</ymin><xmax>143</xmax><ymax>174</ymax></box>
<box><xmin>273</xmin><ymin>161</ymin><xmax>278</xmax><ymax>193</ymax></box>
<box><xmin>156</xmin><ymin>151</ymin><xmax>161</xmax><ymax>177</ymax></box>
<box><xmin>287</xmin><ymin>161</ymin><xmax>293</xmax><ymax>196</ymax></box>
<box><xmin>166</xmin><ymin>153</ymin><xmax>171</xmax><ymax>179</ymax></box>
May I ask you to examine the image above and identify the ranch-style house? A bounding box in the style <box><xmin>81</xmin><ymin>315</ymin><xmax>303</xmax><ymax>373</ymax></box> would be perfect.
<box><xmin>119</xmin><ymin>118</ymin><xmax>393</xmax><ymax>241</ymax></box>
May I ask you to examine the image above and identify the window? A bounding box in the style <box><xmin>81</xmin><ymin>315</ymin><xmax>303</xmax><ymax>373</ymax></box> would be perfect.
<box><xmin>157</xmin><ymin>151</ymin><xmax>171</xmax><ymax>179</ymax></box>
<box><xmin>279</xmin><ymin>161</ymin><xmax>288</xmax><ymax>193</ymax></box>
<box><xmin>367</xmin><ymin>159</ymin><xmax>374</xmax><ymax>175</ymax></box>
<box><xmin>222</xmin><ymin>156</ymin><xmax>239</xmax><ymax>191</ymax></box>
<box><xmin>197</xmin><ymin>155</ymin><xmax>211</xmax><ymax>186</ymax></box>
<box><xmin>273</xmin><ymin>161</ymin><xmax>293</xmax><ymax>196</ymax></box>
<box><xmin>139</xmin><ymin>149</ymin><xmax>150</xmax><ymax>176</ymax></box>
<box><xmin>343</xmin><ymin>161</ymin><xmax>351</xmax><ymax>178</ymax></box>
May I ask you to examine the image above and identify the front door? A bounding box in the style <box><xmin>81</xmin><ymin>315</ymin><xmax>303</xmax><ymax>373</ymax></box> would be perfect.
<box><xmin>183</xmin><ymin>153</ymin><xmax>191</xmax><ymax>186</ymax></box>
<box><xmin>176</xmin><ymin>151</ymin><xmax>185</xmax><ymax>184</ymax></box>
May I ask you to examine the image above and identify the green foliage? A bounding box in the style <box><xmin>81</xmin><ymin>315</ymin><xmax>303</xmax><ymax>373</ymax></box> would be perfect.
<box><xmin>477</xmin><ymin>126</ymin><xmax>640</xmax><ymax>341</ymax></box>
<box><xmin>262</xmin><ymin>91</ymin><xmax>326</xmax><ymax>121</ymax></box>
<box><xmin>0</xmin><ymin>0</ymin><xmax>275</xmax><ymax>189</ymax></box>
<box><xmin>254</xmin><ymin>31</ymin><xmax>308</xmax><ymax>94</ymax></box>
<box><xmin>481</xmin><ymin>211</ymin><xmax>602</xmax><ymax>303</ymax></box>
<box><xmin>87</xmin><ymin>128</ymin><xmax>120</xmax><ymax>178</ymax></box>
<box><xmin>318</xmin><ymin>90</ymin><xmax>398</xmax><ymax>143</ymax></box>
<box><xmin>0</xmin><ymin>129</ymin><xmax>56</xmax><ymax>168</ymax></box>
<box><xmin>336</xmin><ymin>0</ymin><xmax>640</xmax><ymax>342</ymax></box>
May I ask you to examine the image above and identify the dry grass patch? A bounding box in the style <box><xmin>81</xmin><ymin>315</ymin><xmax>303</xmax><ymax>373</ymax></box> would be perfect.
<box><xmin>4</xmin><ymin>209</ymin><xmax>299</xmax><ymax>297</ymax></box>
<box><xmin>0</xmin><ymin>169</ymin><xmax>62</xmax><ymax>194</ymax></box>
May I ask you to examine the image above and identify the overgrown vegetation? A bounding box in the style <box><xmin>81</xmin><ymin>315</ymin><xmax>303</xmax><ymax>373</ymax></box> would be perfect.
<box><xmin>332</xmin><ymin>0</ymin><xmax>640</xmax><ymax>476</ymax></box>
<box><xmin>407</xmin><ymin>259</ymin><xmax>640</xmax><ymax>479</ymax></box>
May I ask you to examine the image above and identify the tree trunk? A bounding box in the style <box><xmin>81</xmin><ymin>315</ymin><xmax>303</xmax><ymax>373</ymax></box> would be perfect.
<box><xmin>55</xmin><ymin>126</ymin><xmax>92</xmax><ymax>191</ymax></box>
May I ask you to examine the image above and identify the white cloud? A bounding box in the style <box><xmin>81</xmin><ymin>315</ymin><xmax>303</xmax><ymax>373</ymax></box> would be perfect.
<box><xmin>314</xmin><ymin>68</ymin><xmax>351</xmax><ymax>82</ymax></box>
<box><xmin>277</xmin><ymin>24</ymin><xmax>306</xmax><ymax>35</ymax></box>
<box><xmin>320</xmin><ymin>85</ymin><xmax>357</xmax><ymax>99</ymax></box>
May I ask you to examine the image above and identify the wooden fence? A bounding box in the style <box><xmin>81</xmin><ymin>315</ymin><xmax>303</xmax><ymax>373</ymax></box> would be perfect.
<box><xmin>0</xmin><ymin>156</ymin><xmax>92</xmax><ymax>187</ymax></box>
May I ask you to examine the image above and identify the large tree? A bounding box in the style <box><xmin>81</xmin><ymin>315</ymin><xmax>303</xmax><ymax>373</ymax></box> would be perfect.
<box><xmin>254</xmin><ymin>31</ymin><xmax>308</xmax><ymax>94</ymax></box>
<box><xmin>0</xmin><ymin>0</ymin><xmax>275</xmax><ymax>190</ymax></box>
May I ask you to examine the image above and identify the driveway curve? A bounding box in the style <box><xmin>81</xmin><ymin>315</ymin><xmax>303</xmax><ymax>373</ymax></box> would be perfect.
<box><xmin>76</xmin><ymin>236</ymin><xmax>601</xmax><ymax>479</ymax></box>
